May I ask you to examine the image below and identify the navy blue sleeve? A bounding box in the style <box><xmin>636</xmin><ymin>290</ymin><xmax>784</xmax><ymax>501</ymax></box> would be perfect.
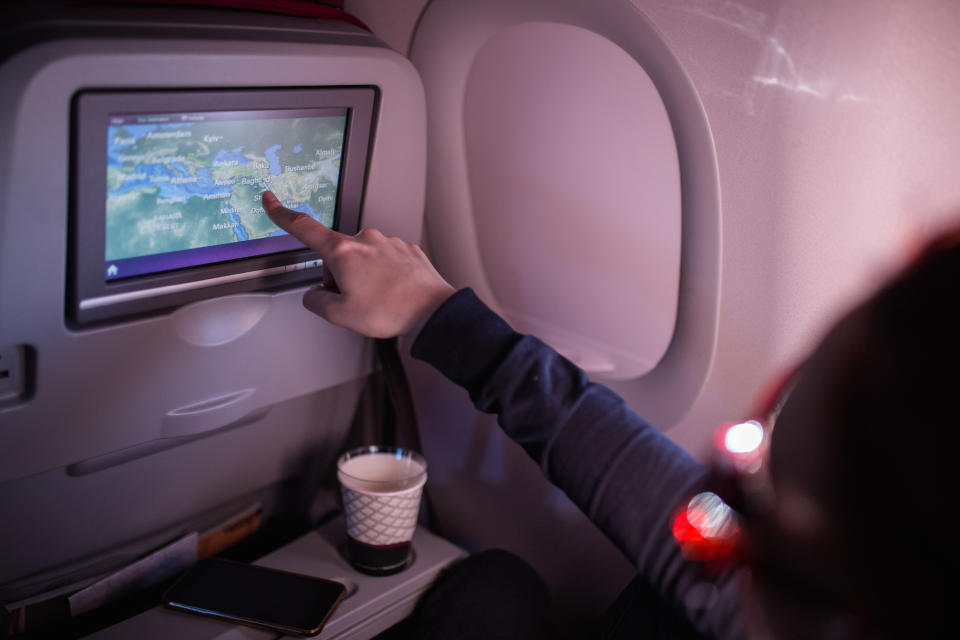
<box><xmin>412</xmin><ymin>289</ymin><xmax>746</xmax><ymax>640</ymax></box>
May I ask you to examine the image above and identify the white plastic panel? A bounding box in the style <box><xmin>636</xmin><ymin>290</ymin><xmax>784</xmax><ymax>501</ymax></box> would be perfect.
<box><xmin>0</xmin><ymin>29</ymin><xmax>425</xmax><ymax>485</ymax></box>
<box><xmin>0</xmin><ymin>11</ymin><xmax>426</xmax><ymax>597</ymax></box>
<box><xmin>88</xmin><ymin>519</ymin><xmax>465</xmax><ymax>640</ymax></box>
<box><xmin>406</xmin><ymin>0</ymin><xmax>721</xmax><ymax>629</ymax></box>
<box><xmin>410</xmin><ymin>0</ymin><xmax>720</xmax><ymax>407</ymax></box>
<box><xmin>463</xmin><ymin>22</ymin><xmax>680</xmax><ymax>379</ymax></box>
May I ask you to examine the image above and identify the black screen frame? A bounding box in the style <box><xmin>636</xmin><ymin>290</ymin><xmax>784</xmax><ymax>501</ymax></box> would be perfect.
<box><xmin>69</xmin><ymin>86</ymin><xmax>377</xmax><ymax>326</ymax></box>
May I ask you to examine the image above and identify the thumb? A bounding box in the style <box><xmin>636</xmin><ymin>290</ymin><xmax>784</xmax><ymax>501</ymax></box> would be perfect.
<box><xmin>302</xmin><ymin>285</ymin><xmax>346</xmax><ymax>325</ymax></box>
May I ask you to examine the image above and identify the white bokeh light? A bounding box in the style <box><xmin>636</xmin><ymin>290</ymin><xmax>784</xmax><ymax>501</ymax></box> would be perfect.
<box><xmin>723</xmin><ymin>420</ymin><xmax>765</xmax><ymax>454</ymax></box>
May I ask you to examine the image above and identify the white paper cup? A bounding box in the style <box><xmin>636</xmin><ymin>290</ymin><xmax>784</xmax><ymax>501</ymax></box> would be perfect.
<box><xmin>337</xmin><ymin>446</ymin><xmax>427</xmax><ymax>574</ymax></box>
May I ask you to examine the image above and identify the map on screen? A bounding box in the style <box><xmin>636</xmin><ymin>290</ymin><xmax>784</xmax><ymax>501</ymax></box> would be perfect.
<box><xmin>105</xmin><ymin>110</ymin><xmax>346</xmax><ymax>268</ymax></box>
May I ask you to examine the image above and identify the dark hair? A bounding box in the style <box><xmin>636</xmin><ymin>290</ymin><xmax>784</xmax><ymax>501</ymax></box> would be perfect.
<box><xmin>766</xmin><ymin>230</ymin><xmax>960</xmax><ymax>637</ymax></box>
<box><xmin>833</xmin><ymin>234</ymin><xmax>959</xmax><ymax>636</ymax></box>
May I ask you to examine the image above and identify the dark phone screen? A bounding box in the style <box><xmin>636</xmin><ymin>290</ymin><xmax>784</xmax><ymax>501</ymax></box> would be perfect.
<box><xmin>164</xmin><ymin>559</ymin><xmax>347</xmax><ymax>635</ymax></box>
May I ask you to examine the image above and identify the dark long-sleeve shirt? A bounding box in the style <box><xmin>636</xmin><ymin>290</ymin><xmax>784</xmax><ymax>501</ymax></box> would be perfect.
<box><xmin>412</xmin><ymin>289</ymin><xmax>746</xmax><ymax>639</ymax></box>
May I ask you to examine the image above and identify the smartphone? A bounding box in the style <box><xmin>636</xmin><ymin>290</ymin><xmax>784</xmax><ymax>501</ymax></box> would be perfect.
<box><xmin>163</xmin><ymin>558</ymin><xmax>347</xmax><ymax>636</ymax></box>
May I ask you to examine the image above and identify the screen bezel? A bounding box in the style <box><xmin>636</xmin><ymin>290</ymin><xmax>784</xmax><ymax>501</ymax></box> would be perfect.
<box><xmin>69</xmin><ymin>86</ymin><xmax>376</xmax><ymax>326</ymax></box>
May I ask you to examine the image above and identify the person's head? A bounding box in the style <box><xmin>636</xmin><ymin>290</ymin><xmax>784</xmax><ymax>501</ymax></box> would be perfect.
<box><xmin>751</xmin><ymin>228</ymin><xmax>960</xmax><ymax>637</ymax></box>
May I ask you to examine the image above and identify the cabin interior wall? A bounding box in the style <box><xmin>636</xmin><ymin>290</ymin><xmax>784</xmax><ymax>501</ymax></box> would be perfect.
<box><xmin>348</xmin><ymin>0</ymin><xmax>960</xmax><ymax>631</ymax></box>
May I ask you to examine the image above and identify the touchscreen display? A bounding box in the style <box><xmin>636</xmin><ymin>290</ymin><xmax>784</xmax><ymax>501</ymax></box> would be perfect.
<box><xmin>104</xmin><ymin>108</ymin><xmax>347</xmax><ymax>280</ymax></box>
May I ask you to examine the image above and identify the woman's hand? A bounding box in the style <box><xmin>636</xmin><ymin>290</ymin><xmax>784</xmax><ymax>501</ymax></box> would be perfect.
<box><xmin>262</xmin><ymin>191</ymin><xmax>456</xmax><ymax>338</ymax></box>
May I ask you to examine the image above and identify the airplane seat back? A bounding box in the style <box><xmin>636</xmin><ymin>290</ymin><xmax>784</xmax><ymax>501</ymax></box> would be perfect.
<box><xmin>0</xmin><ymin>5</ymin><xmax>425</xmax><ymax>605</ymax></box>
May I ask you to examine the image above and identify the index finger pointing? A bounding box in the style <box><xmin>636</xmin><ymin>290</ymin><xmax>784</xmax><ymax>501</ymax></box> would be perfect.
<box><xmin>262</xmin><ymin>190</ymin><xmax>343</xmax><ymax>256</ymax></box>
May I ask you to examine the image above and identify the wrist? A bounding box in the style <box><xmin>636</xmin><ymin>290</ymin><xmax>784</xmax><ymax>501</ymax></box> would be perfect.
<box><xmin>407</xmin><ymin>285</ymin><xmax>457</xmax><ymax>338</ymax></box>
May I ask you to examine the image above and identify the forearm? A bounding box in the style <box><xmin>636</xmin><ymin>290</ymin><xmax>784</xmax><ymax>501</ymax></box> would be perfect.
<box><xmin>412</xmin><ymin>288</ymin><xmax>706</xmax><ymax>562</ymax></box>
<box><xmin>411</xmin><ymin>288</ymin><xmax>745</xmax><ymax>638</ymax></box>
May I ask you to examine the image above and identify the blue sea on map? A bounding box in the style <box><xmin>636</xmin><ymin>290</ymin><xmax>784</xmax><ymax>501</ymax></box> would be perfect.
<box><xmin>265</xmin><ymin>144</ymin><xmax>283</xmax><ymax>176</ymax></box>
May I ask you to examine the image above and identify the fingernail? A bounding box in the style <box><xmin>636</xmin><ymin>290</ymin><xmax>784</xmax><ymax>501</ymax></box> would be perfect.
<box><xmin>262</xmin><ymin>191</ymin><xmax>278</xmax><ymax>209</ymax></box>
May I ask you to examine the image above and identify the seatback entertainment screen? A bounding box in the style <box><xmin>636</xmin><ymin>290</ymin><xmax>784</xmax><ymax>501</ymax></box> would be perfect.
<box><xmin>70</xmin><ymin>88</ymin><xmax>375</xmax><ymax>325</ymax></box>
<box><xmin>105</xmin><ymin>108</ymin><xmax>346</xmax><ymax>281</ymax></box>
